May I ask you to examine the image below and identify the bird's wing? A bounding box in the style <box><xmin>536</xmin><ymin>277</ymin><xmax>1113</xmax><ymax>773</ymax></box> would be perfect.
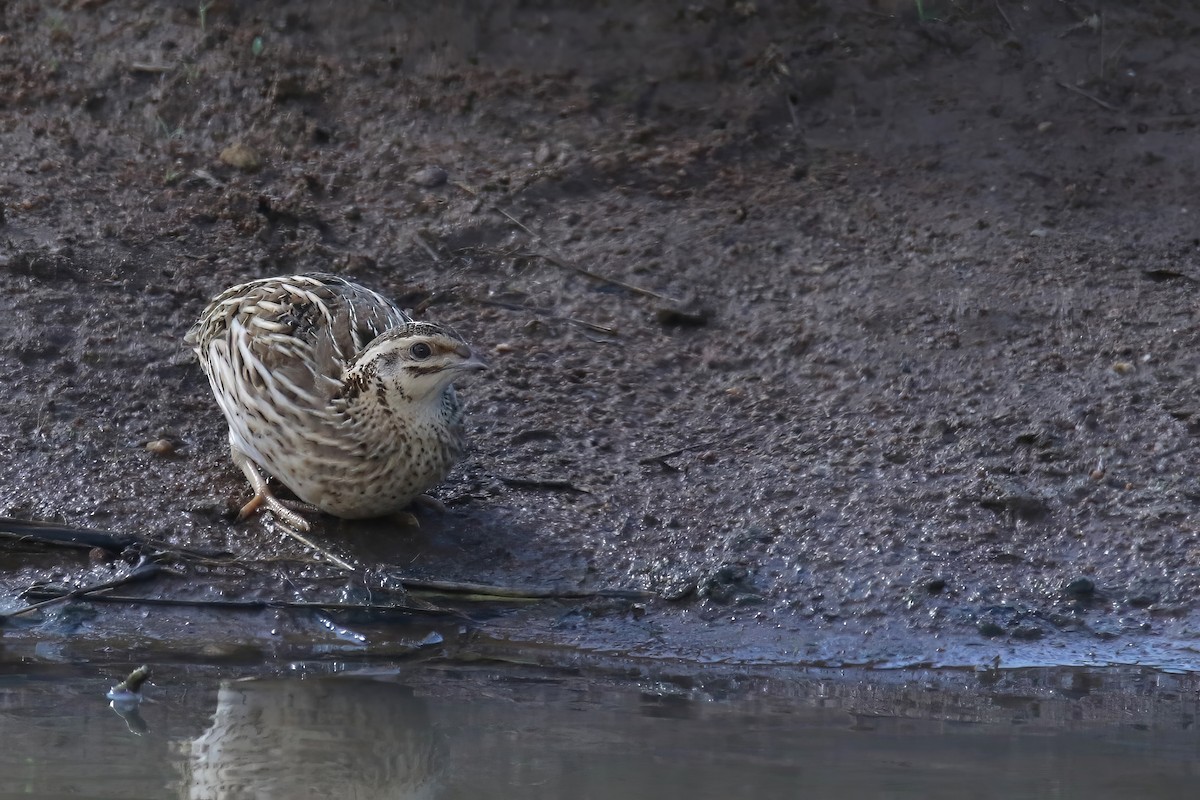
<box><xmin>191</xmin><ymin>273</ymin><xmax>411</xmax><ymax>411</ymax></box>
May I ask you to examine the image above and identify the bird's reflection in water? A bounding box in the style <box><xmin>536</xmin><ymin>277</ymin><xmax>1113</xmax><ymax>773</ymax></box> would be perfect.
<box><xmin>179</xmin><ymin>677</ymin><xmax>440</xmax><ymax>800</ymax></box>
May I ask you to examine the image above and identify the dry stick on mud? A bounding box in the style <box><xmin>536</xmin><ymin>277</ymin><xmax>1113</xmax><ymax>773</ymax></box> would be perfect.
<box><xmin>497</xmin><ymin>476</ymin><xmax>589</xmax><ymax>493</ymax></box>
<box><xmin>273</xmin><ymin>523</ymin><xmax>358</xmax><ymax>572</ymax></box>
<box><xmin>475</xmin><ymin>296</ymin><xmax>618</xmax><ymax>336</ymax></box>
<box><xmin>3</xmin><ymin>561</ymin><xmax>163</xmax><ymax>621</ymax></box>
<box><xmin>994</xmin><ymin>1</ymin><xmax>1016</xmax><ymax>35</ymax></box>
<box><xmin>0</xmin><ymin>518</ymin><xmax>646</xmax><ymax>607</ymax></box>
<box><xmin>0</xmin><ymin>518</ymin><xmax>229</xmax><ymax>562</ymax></box>
<box><xmin>1055</xmin><ymin>80</ymin><xmax>1119</xmax><ymax>112</ymax></box>
<box><xmin>19</xmin><ymin>588</ymin><xmax>458</xmax><ymax>617</ymax></box>
<box><xmin>394</xmin><ymin>576</ymin><xmax>653</xmax><ymax>601</ymax></box>
<box><xmin>639</xmin><ymin>424</ymin><xmax>755</xmax><ymax>467</ymax></box>
<box><xmin>21</xmin><ymin>577</ymin><xmax>652</xmax><ymax>609</ymax></box>
<box><xmin>454</xmin><ymin>181</ymin><xmax>676</xmax><ymax>303</ymax></box>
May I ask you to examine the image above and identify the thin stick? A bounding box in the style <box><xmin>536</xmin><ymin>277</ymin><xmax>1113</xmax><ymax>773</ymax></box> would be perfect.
<box><xmin>277</xmin><ymin>525</ymin><xmax>357</xmax><ymax>572</ymax></box>
<box><xmin>0</xmin><ymin>518</ymin><xmax>136</xmax><ymax>553</ymax></box>
<box><xmin>639</xmin><ymin>424</ymin><xmax>754</xmax><ymax>465</ymax></box>
<box><xmin>411</xmin><ymin>232</ymin><xmax>442</xmax><ymax>263</ymax></box>
<box><xmin>4</xmin><ymin>562</ymin><xmax>162</xmax><ymax>620</ymax></box>
<box><xmin>129</xmin><ymin>62</ymin><xmax>173</xmax><ymax>74</ymax></box>
<box><xmin>994</xmin><ymin>0</ymin><xmax>1015</xmax><ymax>35</ymax></box>
<box><xmin>22</xmin><ymin>580</ymin><xmax>652</xmax><ymax>606</ymax></box>
<box><xmin>397</xmin><ymin>577</ymin><xmax>654</xmax><ymax>600</ymax></box>
<box><xmin>19</xmin><ymin>588</ymin><xmax>456</xmax><ymax>616</ymax></box>
<box><xmin>498</xmin><ymin>476</ymin><xmax>589</xmax><ymax>493</ymax></box>
<box><xmin>455</xmin><ymin>181</ymin><xmax>674</xmax><ymax>302</ymax></box>
<box><xmin>1055</xmin><ymin>80</ymin><xmax>1119</xmax><ymax>112</ymax></box>
<box><xmin>476</xmin><ymin>297</ymin><xmax>618</xmax><ymax>336</ymax></box>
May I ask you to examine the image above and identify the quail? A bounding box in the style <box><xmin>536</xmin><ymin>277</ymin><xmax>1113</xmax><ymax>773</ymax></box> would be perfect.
<box><xmin>187</xmin><ymin>273</ymin><xmax>485</xmax><ymax>530</ymax></box>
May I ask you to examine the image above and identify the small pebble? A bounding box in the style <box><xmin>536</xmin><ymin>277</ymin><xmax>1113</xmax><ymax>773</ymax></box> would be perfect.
<box><xmin>410</xmin><ymin>165</ymin><xmax>448</xmax><ymax>188</ymax></box>
<box><xmin>145</xmin><ymin>438</ymin><xmax>176</xmax><ymax>456</ymax></box>
<box><xmin>656</xmin><ymin>306</ymin><xmax>710</xmax><ymax>327</ymax></box>
<box><xmin>1064</xmin><ymin>576</ymin><xmax>1095</xmax><ymax>597</ymax></box>
<box><xmin>1111</xmin><ymin>361</ymin><xmax>1135</xmax><ymax>374</ymax></box>
<box><xmin>977</xmin><ymin>620</ymin><xmax>1004</xmax><ymax>637</ymax></box>
<box><xmin>219</xmin><ymin>143</ymin><xmax>262</xmax><ymax>172</ymax></box>
<box><xmin>1011</xmin><ymin>624</ymin><xmax>1044</xmax><ymax>641</ymax></box>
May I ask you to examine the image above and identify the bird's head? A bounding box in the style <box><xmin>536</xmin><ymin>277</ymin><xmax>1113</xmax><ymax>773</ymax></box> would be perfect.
<box><xmin>348</xmin><ymin>321</ymin><xmax>486</xmax><ymax>406</ymax></box>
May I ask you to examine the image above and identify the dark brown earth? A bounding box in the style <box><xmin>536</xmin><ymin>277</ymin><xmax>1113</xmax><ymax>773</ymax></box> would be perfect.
<box><xmin>3</xmin><ymin>0</ymin><xmax>1200</xmax><ymax>669</ymax></box>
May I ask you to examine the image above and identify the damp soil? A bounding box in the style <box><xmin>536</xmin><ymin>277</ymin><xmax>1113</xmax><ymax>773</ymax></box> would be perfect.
<box><xmin>3</xmin><ymin>0</ymin><xmax>1200</xmax><ymax>669</ymax></box>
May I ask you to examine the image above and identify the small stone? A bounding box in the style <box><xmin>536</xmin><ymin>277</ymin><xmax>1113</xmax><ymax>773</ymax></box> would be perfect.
<box><xmin>1064</xmin><ymin>576</ymin><xmax>1095</xmax><ymax>597</ymax></box>
<box><xmin>1111</xmin><ymin>361</ymin><xmax>1135</xmax><ymax>375</ymax></box>
<box><xmin>1037</xmin><ymin>121</ymin><xmax>1053</xmax><ymax>133</ymax></box>
<box><xmin>410</xmin><ymin>166</ymin><xmax>448</xmax><ymax>188</ymax></box>
<box><xmin>1011</xmin><ymin>624</ymin><xmax>1044</xmax><ymax>641</ymax></box>
<box><xmin>977</xmin><ymin>620</ymin><xmax>1004</xmax><ymax>637</ymax></box>
<box><xmin>145</xmin><ymin>438</ymin><xmax>176</xmax><ymax>456</ymax></box>
<box><xmin>494</xmin><ymin>342</ymin><xmax>516</xmax><ymax>354</ymax></box>
<box><xmin>219</xmin><ymin>143</ymin><xmax>262</xmax><ymax>172</ymax></box>
<box><xmin>534</xmin><ymin>142</ymin><xmax>553</xmax><ymax>164</ymax></box>
<box><xmin>655</xmin><ymin>306</ymin><xmax>710</xmax><ymax>327</ymax></box>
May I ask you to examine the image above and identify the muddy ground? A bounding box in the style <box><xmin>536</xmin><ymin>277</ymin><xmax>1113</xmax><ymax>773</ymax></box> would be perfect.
<box><xmin>2</xmin><ymin>0</ymin><xmax>1200</xmax><ymax>669</ymax></box>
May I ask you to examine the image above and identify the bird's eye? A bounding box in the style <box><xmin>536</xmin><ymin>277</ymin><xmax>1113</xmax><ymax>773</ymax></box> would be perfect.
<box><xmin>410</xmin><ymin>342</ymin><xmax>433</xmax><ymax>360</ymax></box>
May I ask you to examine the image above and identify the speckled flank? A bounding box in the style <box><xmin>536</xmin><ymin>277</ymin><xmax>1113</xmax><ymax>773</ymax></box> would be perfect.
<box><xmin>189</xmin><ymin>273</ymin><xmax>480</xmax><ymax>520</ymax></box>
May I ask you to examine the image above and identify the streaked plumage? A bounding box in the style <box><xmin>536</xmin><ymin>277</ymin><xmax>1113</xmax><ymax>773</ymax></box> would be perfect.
<box><xmin>187</xmin><ymin>273</ymin><xmax>485</xmax><ymax>529</ymax></box>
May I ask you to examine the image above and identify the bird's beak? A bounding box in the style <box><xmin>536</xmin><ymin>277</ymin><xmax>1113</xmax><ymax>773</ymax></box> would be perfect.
<box><xmin>454</xmin><ymin>344</ymin><xmax>488</xmax><ymax>372</ymax></box>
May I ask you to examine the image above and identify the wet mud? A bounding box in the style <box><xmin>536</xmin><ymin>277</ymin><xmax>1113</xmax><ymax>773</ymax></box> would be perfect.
<box><xmin>3</xmin><ymin>1</ymin><xmax>1200</xmax><ymax>669</ymax></box>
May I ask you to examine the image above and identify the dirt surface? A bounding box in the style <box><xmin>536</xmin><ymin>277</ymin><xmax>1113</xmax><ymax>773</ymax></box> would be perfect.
<box><xmin>4</xmin><ymin>0</ymin><xmax>1200</xmax><ymax>669</ymax></box>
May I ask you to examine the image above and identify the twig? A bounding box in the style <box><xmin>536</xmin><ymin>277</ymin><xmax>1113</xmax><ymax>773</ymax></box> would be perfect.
<box><xmin>1055</xmin><ymin>80</ymin><xmax>1119</xmax><ymax>112</ymax></box>
<box><xmin>396</xmin><ymin>576</ymin><xmax>654</xmax><ymax>601</ymax></box>
<box><xmin>476</xmin><ymin>297</ymin><xmax>618</xmax><ymax>336</ymax></box>
<box><xmin>498</xmin><ymin>476</ymin><xmax>589</xmax><ymax>493</ymax></box>
<box><xmin>526</xmin><ymin>249</ymin><xmax>669</xmax><ymax>301</ymax></box>
<box><xmin>276</xmin><ymin>525</ymin><xmax>358</xmax><ymax>572</ymax></box>
<box><xmin>411</xmin><ymin>232</ymin><xmax>442</xmax><ymax>263</ymax></box>
<box><xmin>0</xmin><ymin>519</ymin><xmax>230</xmax><ymax>562</ymax></box>
<box><xmin>129</xmin><ymin>62</ymin><xmax>173</xmax><ymax>74</ymax></box>
<box><xmin>994</xmin><ymin>0</ymin><xmax>1016</xmax><ymax>35</ymax></box>
<box><xmin>454</xmin><ymin>181</ymin><xmax>675</xmax><ymax>302</ymax></box>
<box><xmin>19</xmin><ymin>588</ymin><xmax>457</xmax><ymax>616</ymax></box>
<box><xmin>22</xmin><ymin>579</ymin><xmax>653</xmax><ymax>606</ymax></box>
<box><xmin>0</xmin><ymin>518</ymin><xmax>137</xmax><ymax>553</ymax></box>
<box><xmin>639</xmin><ymin>424</ymin><xmax>754</xmax><ymax>465</ymax></box>
<box><xmin>4</xmin><ymin>561</ymin><xmax>162</xmax><ymax>620</ymax></box>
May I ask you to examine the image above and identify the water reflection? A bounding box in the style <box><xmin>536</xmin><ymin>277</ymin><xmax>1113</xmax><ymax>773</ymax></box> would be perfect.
<box><xmin>0</xmin><ymin>664</ymin><xmax>1198</xmax><ymax>799</ymax></box>
<box><xmin>180</xmin><ymin>679</ymin><xmax>440</xmax><ymax>799</ymax></box>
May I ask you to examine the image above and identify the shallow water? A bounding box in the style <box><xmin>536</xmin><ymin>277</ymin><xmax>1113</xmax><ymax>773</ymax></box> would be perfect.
<box><xmin>2</xmin><ymin>660</ymin><xmax>1198</xmax><ymax>799</ymax></box>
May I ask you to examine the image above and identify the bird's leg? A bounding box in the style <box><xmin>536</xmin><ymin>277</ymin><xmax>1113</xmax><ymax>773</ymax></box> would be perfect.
<box><xmin>230</xmin><ymin>447</ymin><xmax>312</xmax><ymax>531</ymax></box>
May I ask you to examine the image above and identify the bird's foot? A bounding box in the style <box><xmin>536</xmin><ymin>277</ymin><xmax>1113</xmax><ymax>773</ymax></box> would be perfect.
<box><xmin>231</xmin><ymin>447</ymin><xmax>317</xmax><ymax>531</ymax></box>
<box><xmin>237</xmin><ymin>491</ymin><xmax>314</xmax><ymax>532</ymax></box>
